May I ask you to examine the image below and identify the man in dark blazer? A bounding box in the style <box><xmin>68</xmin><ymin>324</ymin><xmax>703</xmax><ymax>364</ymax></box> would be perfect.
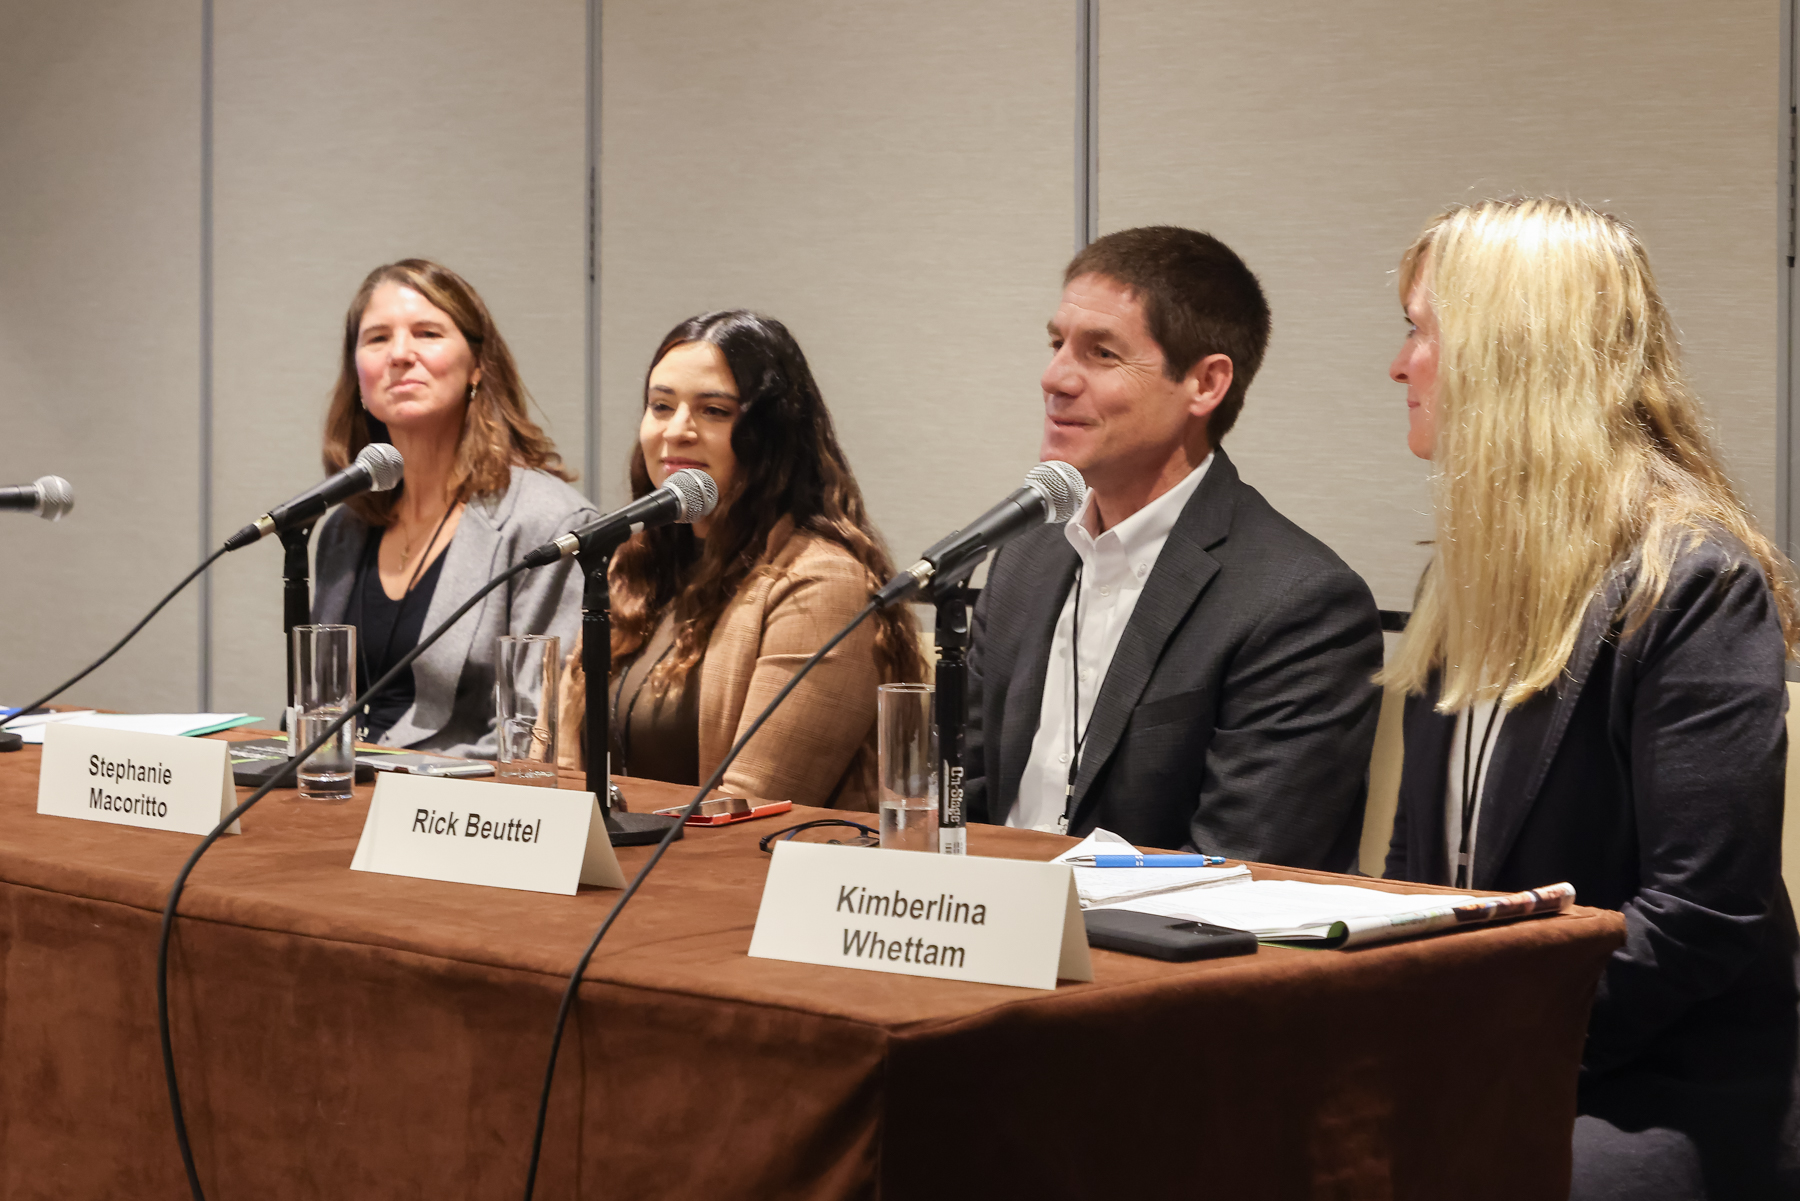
<box><xmin>964</xmin><ymin>227</ymin><xmax>1382</xmax><ymax>870</ymax></box>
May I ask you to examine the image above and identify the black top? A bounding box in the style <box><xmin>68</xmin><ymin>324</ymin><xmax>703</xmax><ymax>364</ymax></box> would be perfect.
<box><xmin>349</xmin><ymin>530</ymin><xmax>449</xmax><ymax>743</ymax></box>
<box><xmin>1386</xmin><ymin>532</ymin><xmax>1800</xmax><ymax>1194</ymax></box>
<box><xmin>965</xmin><ymin>447</ymin><xmax>1384</xmax><ymax>870</ymax></box>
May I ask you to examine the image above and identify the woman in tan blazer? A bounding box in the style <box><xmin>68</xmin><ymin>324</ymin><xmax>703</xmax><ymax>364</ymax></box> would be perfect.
<box><xmin>560</xmin><ymin>311</ymin><xmax>922</xmax><ymax>810</ymax></box>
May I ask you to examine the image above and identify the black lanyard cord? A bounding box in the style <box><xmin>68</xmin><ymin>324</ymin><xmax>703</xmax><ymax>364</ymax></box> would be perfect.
<box><xmin>1063</xmin><ymin>564</ymin><xmax>1093</xmax><ymax>827</ymax></box>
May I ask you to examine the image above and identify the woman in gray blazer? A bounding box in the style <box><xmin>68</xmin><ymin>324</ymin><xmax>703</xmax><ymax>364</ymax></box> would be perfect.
<box><xmin>310</xmin><ymin>259</ymin><xmax>596</xmax><ymax>757</ymax></box>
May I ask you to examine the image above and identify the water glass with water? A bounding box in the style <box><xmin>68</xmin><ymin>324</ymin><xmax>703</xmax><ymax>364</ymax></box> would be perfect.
<box><xmin>495</xmin><ymin>634</ymin><xmax>560</xmax><ymax>787</ymax></box>
<box><xmin>292</xmin><ymin>624</ymin><xmax>357</xmax><ymax>802</ymax></box>
<box><xmin>877</xmin><ymin>683</ymin><xmax>937</xmax><ymax>852</ymax></box>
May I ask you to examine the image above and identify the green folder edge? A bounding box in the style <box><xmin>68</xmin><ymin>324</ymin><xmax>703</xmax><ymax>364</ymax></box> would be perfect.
<box><xmin>183</xmin><ymin>716</ymin><xmax>267</xmax><ymax>738</ymax></box>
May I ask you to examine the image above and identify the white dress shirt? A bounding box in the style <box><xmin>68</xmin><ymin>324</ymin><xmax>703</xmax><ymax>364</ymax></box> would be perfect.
<box><xmin>1008</xmin><ymin>454</ymin><xmax>1215</xmax><ymax>832</ymax></box>
<box><xmin>1443</xmin><ymin>698</ymin><xmax>1507</xmax><ymax>887</ymax></box>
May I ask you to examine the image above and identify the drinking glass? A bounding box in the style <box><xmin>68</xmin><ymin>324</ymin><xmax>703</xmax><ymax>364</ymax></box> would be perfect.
<box><xmin>495</xmin><ymin>634</ymin><xmax>560</xmax><ymax>787</ymax></box>
<box><xmin>292</xmin><ymin>624</ymin><xmax>357</xmax><ymax>802</ymax></box>
<box><xmin>877</xmin><ymin>683</ymin><xmax>937</xmax><ymax>852</ymax></box>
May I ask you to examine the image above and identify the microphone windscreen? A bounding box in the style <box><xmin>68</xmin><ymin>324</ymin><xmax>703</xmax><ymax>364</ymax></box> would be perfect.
<box><xmin>356</xmin><ymin>442</ymin><xmax>406</xmax><ymax>491</ymax></box>
<box><xmin>33</xmin><ymin>475</ymin><xmax>73</xmax><ymax>521</ymax></box>
<box><xmin>1025</xmin><ymin>461</ymin><xmax>1085</xmax><ymax>522</ymax></box>
<box><xmin>664</xmin><ymin>468</ymin><xmax>719</xmax><ymax>522</ymax></box>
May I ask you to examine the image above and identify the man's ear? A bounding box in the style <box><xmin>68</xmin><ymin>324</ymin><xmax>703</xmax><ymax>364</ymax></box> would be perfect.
<box><xmin>1185</xmin><ymin>353</ymin><xmax>1233</xmax><ymax>422</ymax></box>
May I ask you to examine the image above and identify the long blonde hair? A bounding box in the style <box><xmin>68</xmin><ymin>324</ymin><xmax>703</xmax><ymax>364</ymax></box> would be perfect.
<box><xmin>1381</xmin><ymin>197</ymin><xmax>1798</xmax><ymax>709</ymax></box>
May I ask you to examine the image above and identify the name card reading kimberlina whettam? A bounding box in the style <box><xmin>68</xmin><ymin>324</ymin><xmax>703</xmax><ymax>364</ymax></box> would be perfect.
<box><xmin>349</xmin><ymin>772</ymin><xmax>625</xmax><ymax>896</ymax></box>
<box><xmin>748</xmin><ymin>842</ymin><xmax>1093</xmax><ymax>990</ymax></box>
<box><xmin>36</xmin><ymin>723</ymin><xmax>239</xmax><ymax>836</ymax></box>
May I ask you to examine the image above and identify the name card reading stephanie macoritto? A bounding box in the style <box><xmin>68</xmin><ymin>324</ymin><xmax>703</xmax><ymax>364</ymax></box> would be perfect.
<box><xmin>748</xmin><ymin>842</ymin><xmax>1093</xmax><ymax>990</ymax></box>
<box><xmin>37</xmin><ymin>723</ymin><xmax>239</xmax><ymax>836</ymax></box>
<box><xmin>349</xmin><ymin>771</ymin><xmax>625</xmax><ymax>896</ymax></box>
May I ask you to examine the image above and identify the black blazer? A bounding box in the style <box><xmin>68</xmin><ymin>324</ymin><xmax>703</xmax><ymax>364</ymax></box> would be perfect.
<box><xmin>1386</xmin><ymin>533</ymin><xmax>1800</xmax><ymax>1188</ymax></box>
<box><xmin>965</xmin><ymin>449</ymin><xmax>1383</xmax><ymax>870</ymax></box>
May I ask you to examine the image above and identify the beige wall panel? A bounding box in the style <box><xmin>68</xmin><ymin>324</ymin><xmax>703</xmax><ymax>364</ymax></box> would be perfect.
<box><xmin>1100</xmin><ymin>0</ymin><xmax>1778</xmax><ymax>610</ymax></box>
<box><xmin>209</xmin><ymin>0</ymin><xmax>587</xmax><ymax>716</ymax></box>
<box><xmin>599</xmin><ymin>0</ymin><xmax>1073</xmax><ymax>573</ymax></box>
<box><xmin>0</xmin><ymin>0</ymin><xmax>202</xmax><ymax>712</ymax></box>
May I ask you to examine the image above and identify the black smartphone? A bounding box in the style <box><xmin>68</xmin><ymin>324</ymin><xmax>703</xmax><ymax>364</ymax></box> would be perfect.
<box><xmin>1083</xmin><ymin>908</ymin><xmax>1258</xmax><ymax>962</ymax></box>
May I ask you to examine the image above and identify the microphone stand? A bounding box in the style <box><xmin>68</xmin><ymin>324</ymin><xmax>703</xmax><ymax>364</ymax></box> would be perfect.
<box><xmin>576</xmin><ymin>532</ymin><xmax>683</xmax><ymax>848</ymax></box>
<box><xmin>924</xmin><ymin>552</ymin><xmax>985</xmax><ymax>857</ymax></box>
<box><xmin>278</xmin><ymin>522</ymin><xmax>315</xmax><ymax>730</ymax></box>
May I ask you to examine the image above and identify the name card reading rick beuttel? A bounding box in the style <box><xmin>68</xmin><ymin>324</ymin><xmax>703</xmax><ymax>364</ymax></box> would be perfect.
<box><xmin>350</xmin><ymin>771</ymin><xmax>625</xmax><ymax>896</ymax></box>
<box><xmin>36</xmin><ymin>723</ymin><xmax>240</xmax><ymax>836</ymax></box>
<box><xmin>748</xmin><ymin>842</ymin><xmax>1092</xmax><ymax>990</ymax></box>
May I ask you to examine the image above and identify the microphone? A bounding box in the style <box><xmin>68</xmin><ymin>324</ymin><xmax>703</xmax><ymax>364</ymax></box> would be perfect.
<box><xmin>0</xmin><ymin>475</ymin><xmax>74</xmax><ymax>521</ymax></box>
<box><xmin>522</xmin><ymin>468</ymin><xmax>719</xmax><ymax>567</ymax></box>
<box><xmin>875</xmin><ymin>460</ymin><xmax>1086</xmax><ymax>605</ymax></box>
<box><xmin>222</xmin><ymin>443</ymin><xmax>405</xmax><ymax>551</ymax></box>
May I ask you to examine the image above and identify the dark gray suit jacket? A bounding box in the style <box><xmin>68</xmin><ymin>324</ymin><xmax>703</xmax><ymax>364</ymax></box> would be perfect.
<box><xmin>965</xmin><ymin>449</ymin><xmax>1383</xmax><ymax>869</ymax></box>
<box><xmin>1386</xmin><ymin>533</ymin><xmax>1800</xmax><ymax>1194</ymax></box>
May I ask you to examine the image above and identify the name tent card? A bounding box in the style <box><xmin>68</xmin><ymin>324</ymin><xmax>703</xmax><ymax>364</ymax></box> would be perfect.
<box><xmin>37</xmin><ymin>723</ymin><xmax>239</xmax><ymax>836</ymax></box>
<box><xmin>350</xmin><ymin>772</ymin><xmax>626</xmax><ymax>895</ymax></box>
<box><xmin>748</xmin><ymin>842</ymin><xmax>1093</xmax><ymax>990</ymax></box>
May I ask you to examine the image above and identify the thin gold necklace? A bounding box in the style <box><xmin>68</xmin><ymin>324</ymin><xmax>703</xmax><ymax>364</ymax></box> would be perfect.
<box><xmin>398</xmin><ymin>499</ymin><xmax>455</xmax><ymax>566</ymax></box>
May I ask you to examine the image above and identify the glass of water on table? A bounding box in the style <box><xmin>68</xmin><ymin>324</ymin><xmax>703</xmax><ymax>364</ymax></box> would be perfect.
<box><xmin>292</xmin><ymin>624</ymin><xmax>358</xmax><ymax>802</ymax></box>
<box><xmin>495</xmin><ymin>634</ymin><xmax>560</xmax><ymax>787</ymax></box>
<box><xmin>877</xmin><ymin>683</ymin><xmax>937</xmax><ymax>852</ymax></box>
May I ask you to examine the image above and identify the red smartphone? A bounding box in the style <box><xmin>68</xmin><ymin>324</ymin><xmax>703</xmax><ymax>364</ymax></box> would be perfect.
<box><xmin>652</xmin><ymin>797</ymin><xmax>793</xmax><ymax>826</ymax></box>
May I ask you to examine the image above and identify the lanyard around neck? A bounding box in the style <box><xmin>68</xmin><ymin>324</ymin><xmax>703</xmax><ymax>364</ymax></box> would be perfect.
<box><xmin>1061</xmin><ymin>564</ymin><xmax>1093</xmax><ymax>832</ymax></box>
<box><xmin>1455</xmin><ymin>703</ymin><xmax>1502</xmax><ymax>889</ymax></box>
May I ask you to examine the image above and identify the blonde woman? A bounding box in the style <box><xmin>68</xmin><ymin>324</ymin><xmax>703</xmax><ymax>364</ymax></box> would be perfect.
<box><xmin>1383</xmin><ymin>198</ymin><xmax>1800</xmax><ymax>1199</ymax></box>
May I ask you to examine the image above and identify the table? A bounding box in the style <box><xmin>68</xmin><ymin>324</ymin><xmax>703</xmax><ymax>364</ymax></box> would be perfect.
<box><xmin>0</xmin><ymin>732</ymin><xmax>1623</xmax><ymax>1199</ymax></box>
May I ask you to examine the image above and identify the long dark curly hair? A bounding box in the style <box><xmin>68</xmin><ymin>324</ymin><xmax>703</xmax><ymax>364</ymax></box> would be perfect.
<box><xmin>609</xmin><ymin>310</ymin><xmax>923</xmax><ymax>687</ymax></box>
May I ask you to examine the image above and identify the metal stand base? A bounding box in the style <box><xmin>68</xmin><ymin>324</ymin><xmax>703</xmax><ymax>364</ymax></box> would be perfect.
<box><xmin>0</xmin><ymin>730</ymin><xmax>21</xmax><ymax>753</ymax></box>
<box><xmin>605</xmin><ymin>810</ymin><xmax>684</xmax><ymax>847</ymax></box>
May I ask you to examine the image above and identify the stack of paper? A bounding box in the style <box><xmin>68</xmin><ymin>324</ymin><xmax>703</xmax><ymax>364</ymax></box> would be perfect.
<box><xmin>1053</xmin><ymin>829</ymin><xmax>1251</xmax><ymax>908</ymax></box>
<box><xmin>1055</xmin><ymin>829</ymin><xmax>1575</xmax><ymax>949</ymax></box>
<box><xmin>3</xmin><ymin>711</ymin><xmax>260</xmax><ymax>744</ymax></box>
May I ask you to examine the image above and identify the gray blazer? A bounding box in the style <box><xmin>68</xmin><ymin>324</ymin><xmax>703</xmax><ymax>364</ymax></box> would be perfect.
<box><xmin>313</xmin><ymin>465</ymin><xmax>599</xmax><ymax>757</ymax></box>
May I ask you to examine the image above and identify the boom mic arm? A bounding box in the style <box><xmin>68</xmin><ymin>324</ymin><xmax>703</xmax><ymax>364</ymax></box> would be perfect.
<box><xmin>223</xmin><ymin>443</ymin><xmax>405</xmax><ymax>552</ymax></box>
<box><xmin>875</xmin><ymin>460</ymin><xmax>1086</xmax><ymax>606</ymax></box>
<box><xmin>521</xmin><ymin>468</ymin><xmax>719</xmax><ymax>568</ymax></box>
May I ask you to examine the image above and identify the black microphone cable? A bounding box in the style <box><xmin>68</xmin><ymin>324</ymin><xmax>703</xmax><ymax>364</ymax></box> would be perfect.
<box><xmin>520</xmin><ymin>598</ymin><xmax>880</xmax><ymax>1200</ymax></box>
<box><xmin>156</xmin><ymin>558</ymin><xmax>535</xmax><ymax>1201</ymax></box>
<box><xmin>0</xmin><ymin>545</ymin><xmax>231</xmax><ymax>732</ymax></box>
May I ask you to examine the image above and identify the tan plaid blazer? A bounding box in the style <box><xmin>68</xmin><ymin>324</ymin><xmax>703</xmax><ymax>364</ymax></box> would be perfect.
<box><xmin>559</xmin><ymin>522</ymin><xmax>881</xmax><ymax>811</ymax></box>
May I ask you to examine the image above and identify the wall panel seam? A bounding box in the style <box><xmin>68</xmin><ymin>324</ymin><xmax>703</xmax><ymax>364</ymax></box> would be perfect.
<box><xmin>586</xmin><ymin>0</ymin><xmax>602</xmax><ymax>503</ymax></box>
<box><xmin>198</xmin><ymin>0</ymin><xmax>214</xmax><ymax>711</ymax></box>
<box><xmin>1076</xmin><ymin>0</ymin><xmax>1098</xmax><ymax>251</ymax></box>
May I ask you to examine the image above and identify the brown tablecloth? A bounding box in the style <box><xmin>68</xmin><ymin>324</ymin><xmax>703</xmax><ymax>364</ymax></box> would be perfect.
<box><xmin>0</xmin><ymin>733</ymin><xmax>1623</xmax><ymax>1200</ymax></box>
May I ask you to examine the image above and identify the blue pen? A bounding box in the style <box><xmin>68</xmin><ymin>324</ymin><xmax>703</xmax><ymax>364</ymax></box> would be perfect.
<box><xmin>1067</xmin><ymin>853</ymin><xmax>1228</xmax><ymax>867</ymax></box>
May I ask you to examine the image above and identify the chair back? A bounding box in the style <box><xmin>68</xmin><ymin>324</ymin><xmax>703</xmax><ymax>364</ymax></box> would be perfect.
<box><xmin>1359</xmin><ymin>686</ymin><xmax>1407</xmax><ymax>876</ymax></box>
<box><xmin>1784</xmin><ymin>681</ymin><xmax>1800</xmax><ymax>914</ymax></box>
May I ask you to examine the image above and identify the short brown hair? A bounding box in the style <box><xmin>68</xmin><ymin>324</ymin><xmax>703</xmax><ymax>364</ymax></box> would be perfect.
<box><xmin>322</xmin><ymin>259</ymin><xmax>571</xmax><ymax>525</ymax></box>
<box><xmin>1065</xmin><ymin>226</ymin><xmax>1270</xmax><ymax>442</ymax></box>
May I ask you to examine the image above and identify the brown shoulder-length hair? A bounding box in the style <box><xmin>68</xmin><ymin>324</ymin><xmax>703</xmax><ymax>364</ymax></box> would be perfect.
<box><xmin>611</xmin><ymin>310</ymin><xmax>923</xmax><ymax>689</ymax></box>
<box><xmin>322</xmin><ymin>259</ymin><xmax>572</xmax><ymax>525</ymax></box>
